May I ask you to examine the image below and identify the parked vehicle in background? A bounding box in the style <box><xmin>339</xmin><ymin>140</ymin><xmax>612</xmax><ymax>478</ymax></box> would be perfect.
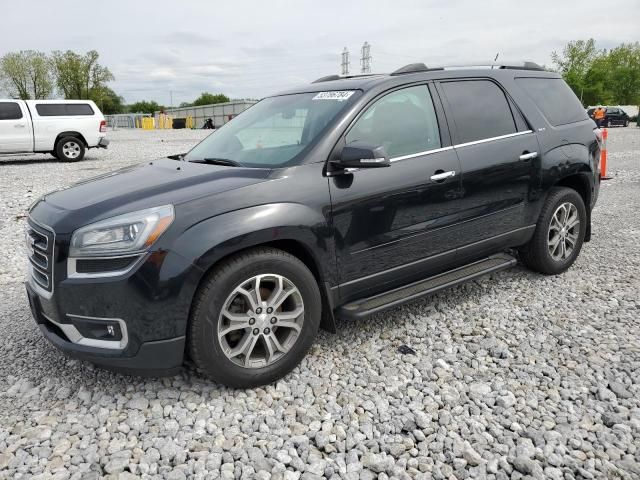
<box><xmin>26</xmin><ymin>62</ymin><xmax>600</xmax><ymax>387</ymax></box>
<box><xmin>587</xmin><ymin>106</ymin><xmax>630</xmax><ymax>127</ymax></box>
<box><xmin>0</xmin><ymin>100</ymin><xmax>108</xmax><ymax>161</ymax></box>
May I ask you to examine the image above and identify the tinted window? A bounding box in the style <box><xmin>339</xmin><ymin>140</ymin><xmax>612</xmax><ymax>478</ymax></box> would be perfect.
<box><xmin>0</xmin><ymin>102</ymin><xmax>23</xmax><ymax>120</ymax></box>
<box><xmin>346</xmin><ymin>85</ymin><xmax>441</xmax><ymax>158</ymax></box>
<box><xmin>36</xmin><ymin>103</ymin><xmax>94</xmax><ymax>116</ymax></box>
<box><xmin>515</xmin><ymin>77</ymin><xmax>589</xmax><ymax>126</ymax></box>
<box><xmin>441</xmin><ymin>80</ymin><xmax>516</xmax><ymax>144</ymax></box>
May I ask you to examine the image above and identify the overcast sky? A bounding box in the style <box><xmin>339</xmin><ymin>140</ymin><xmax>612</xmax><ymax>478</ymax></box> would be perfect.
<box><xmin>1</xmin><ymin>0</ymin><xmax>638</xmax><ymax>105</ymax></box>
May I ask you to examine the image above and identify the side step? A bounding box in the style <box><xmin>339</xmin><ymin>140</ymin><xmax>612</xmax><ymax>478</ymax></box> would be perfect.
<box><xmin>337</xmin><ymin>253</ymin><xmax>517</xmax><ymax>320</ymax></box>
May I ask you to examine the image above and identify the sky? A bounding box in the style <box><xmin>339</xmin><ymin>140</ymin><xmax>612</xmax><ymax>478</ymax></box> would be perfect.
<box><xmin>1</xmin><ymin>0</ymin><xmax>638</xmax><ymax>105</ymax></box>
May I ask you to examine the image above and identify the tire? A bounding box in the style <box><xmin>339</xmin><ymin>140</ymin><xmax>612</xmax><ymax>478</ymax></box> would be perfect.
<box><xmin>625</xmin><ymin>120</ymin><xmax>629</xmax><ymax>127</ymax></box>
<box><xmin>50</xmin><ymin>151</ymin><xmax>59</xmax><ymax>160</ymax></box>
<box><xmin>55</xmin><ymin>136</ymin><xmax>85</xmax><ymax>162</ymax></box>
<box><xmin>604</xmin><ymin>120</ymin><xmax>610</xmax><ymax>128</ymax></box>
<box><xmin>188</xmin><ymin>247</ymin><xmax>322</xmax><ymax>388</ymax></box>
<box><xmin>519</xmin><ymin>187</ymin><xmax>587</xmax><ymax>275</ymax></box>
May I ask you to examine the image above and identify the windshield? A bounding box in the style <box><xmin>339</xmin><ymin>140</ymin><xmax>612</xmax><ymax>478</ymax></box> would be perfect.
<box><xmin>184</xmin><ymin>91</ymin><xmax>360</xmax><ymax>168</ymax></box>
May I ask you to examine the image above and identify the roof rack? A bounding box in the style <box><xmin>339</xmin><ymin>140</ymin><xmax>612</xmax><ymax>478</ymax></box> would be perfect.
<box><xmin>391</xmin><ymin>63</ymin><xmax>430</xmax><ymax>75</ymax></box>
<box><xmin>440</xmin><ymin>61</ymin><xmax>545</xmax><ymax>71</ymax></box>
<box><xmin>311</xmin><ymin>73</ymin><xmax>383</xmax><ymax>83</ymax></box>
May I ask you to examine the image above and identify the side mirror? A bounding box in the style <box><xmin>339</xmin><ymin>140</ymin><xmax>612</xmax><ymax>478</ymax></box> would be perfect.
<box><xmin>331</xmin><ymin>142</ymin><xmax>390</xmax><ymax>171</ymax></box>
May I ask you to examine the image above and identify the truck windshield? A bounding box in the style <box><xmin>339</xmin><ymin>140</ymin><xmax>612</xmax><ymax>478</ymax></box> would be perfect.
<box><xmin>184</xmin><ymin>91</ymin><xmax>360</xmax><ymax>168</ymax></box>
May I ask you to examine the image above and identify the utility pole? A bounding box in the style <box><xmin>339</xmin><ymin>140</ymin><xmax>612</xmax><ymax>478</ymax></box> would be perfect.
<box><xmin>341</xmin><ymin>47</ymin><xmax>350</xmax><ymax>76</ymax></box>
<box><xmin>360</xmin><ymin>42</ymin><xmax>371</xmax><ymax>73</ymax></box>
<box><xmin>170</xmin><ymin>90</ymin><xmax>173</xmax><ymax>109</ymax></box>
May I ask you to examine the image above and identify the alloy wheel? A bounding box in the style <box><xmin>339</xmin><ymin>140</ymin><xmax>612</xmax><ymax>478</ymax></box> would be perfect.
<box><xmin>62</xmin><ymin>141</ymin><xmax>81</xmax><ymax>159</ymax></box>
<box><xmin>217</xmin><ymin>274</ymin><xmax>304</xmax><ymax>368</ymax></box>
<box><xmin>548</xmin><ymin>202</ymin><xmax>580</xmax><ymax>261</ymax></box>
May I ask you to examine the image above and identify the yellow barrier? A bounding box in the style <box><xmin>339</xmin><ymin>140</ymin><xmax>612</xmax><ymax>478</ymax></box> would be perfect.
<box><xmin>186</xmin><ymin>116</ymin><xmax>194</xmax><ymax>129</ymax></box>
<box><xmin>157</xmin><ymin>114</ymin><xmax>173</xmax><ymax>129</ymax></box>
<box><xmin>141</xmin><ymin>117</ymin><xmax>155</xmax><ymax>130</ymax></box>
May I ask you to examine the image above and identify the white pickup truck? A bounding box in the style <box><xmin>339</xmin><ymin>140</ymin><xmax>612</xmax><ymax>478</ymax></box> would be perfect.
<box><xmin>0</xmin><ymin>99</ymin><xmax>109</xmax><ymax>161</ymax></box>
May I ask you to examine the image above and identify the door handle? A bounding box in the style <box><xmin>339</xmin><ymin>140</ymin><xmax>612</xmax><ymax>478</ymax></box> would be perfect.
<box><xmin>519</xmin><ymin>151</ymin><xmax>538</xmax><ymax>161</ymax></box>
<box><xmin>430</xmin><ymin>170</ymin><xmax>456</xmax><ymax>182</ymax></box>
<box><xmin>14</xmin><ymin>124</ymin><xmax>26</xmax><ymax>128</ymax></box>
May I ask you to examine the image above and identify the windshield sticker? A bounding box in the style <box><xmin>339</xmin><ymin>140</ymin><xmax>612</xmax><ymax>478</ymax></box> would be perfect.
<box><xmin>312</xmin><ymin>91</ymin><xmax>355</xmax><ymax>101</ymax></box>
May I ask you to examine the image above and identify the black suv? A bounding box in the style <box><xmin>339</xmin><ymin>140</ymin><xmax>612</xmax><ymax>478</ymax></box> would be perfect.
<box><xmin>587</xmin><ymin>106</ymin><xmax>630</xmax><ymax>127</ymax></box>
<box><xmin>26</xmin><ymin>62</ymin><xmax>600</xmax><ymax>387</ymax></box>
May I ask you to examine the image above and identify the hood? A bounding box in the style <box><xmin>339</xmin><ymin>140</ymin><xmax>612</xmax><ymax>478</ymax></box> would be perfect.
<box><xmin>34</xmin><ymin>158</ymin><xmax>271</xmax><ymax>232</ymax></box>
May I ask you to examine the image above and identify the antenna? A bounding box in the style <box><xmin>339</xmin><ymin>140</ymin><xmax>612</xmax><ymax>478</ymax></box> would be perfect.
<box><xmin>360</xmin><ymin>42</ymin><xmax>372</xmax><ymax>73</ymax></box>
<box><xmin>341</xmin><ymin>47</ymin><xmax>350</xmax><ymax>76</ymax></box>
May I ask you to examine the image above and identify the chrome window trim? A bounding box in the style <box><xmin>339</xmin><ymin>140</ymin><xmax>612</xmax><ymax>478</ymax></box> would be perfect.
<box><xmin>388</xmin><ymin>130</ymin><xmax>533</xmax><ymax>163</ymax></box>
<box><xmin>43</xmin><ymin>313</ymin><xmax>128</xmax><ymax>350</ymax></box>
<box><xmin>454</xmin><ymin>130</ymin><xmax>533</xmax><ymax>149</ymax></box>
<box><xmin>390</xmin><ymin>146</ymin><xmax>454</xmax><ymax>162</ymax></box>
<box><xmin>67</xmin><ymin>253</ymin><xmax>146</xmax><ymax>279</ymax></box>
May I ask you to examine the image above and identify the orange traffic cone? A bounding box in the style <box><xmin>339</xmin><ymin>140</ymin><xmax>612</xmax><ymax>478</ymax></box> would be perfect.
<box><xmin>600</xmin><ymin>128</ymin><xmax>611</xmax><ymax>180</ymax></box>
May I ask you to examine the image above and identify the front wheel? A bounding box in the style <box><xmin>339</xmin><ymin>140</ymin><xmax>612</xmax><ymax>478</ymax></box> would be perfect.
<box><xmin>188</xmin><ymin>248</ymin><xmax>321</xmax><ymax>388</ymax></box>
<box><xmin>519</xmin><ymin>187</ymin><xmax>587</xmax><ymax>275</ymax></box>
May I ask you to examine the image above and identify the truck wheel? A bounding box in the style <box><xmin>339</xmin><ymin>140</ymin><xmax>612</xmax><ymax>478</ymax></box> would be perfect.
<box><xmin>625</xmin><ymin>120</ymin><xmax>629</xmax><ymax>127</ymax></box>
<box><xmin>50</xmin><ymin>151</ymin><xmax>59</xmax><ymax>160</ymax></box>
<box><xmin>519</xmin><ymin>187</ymin><xmax>587</xmax><ymax>275</ymax></box>
<box><xmin>189</xmin><ymin>247</ymin><xmax>322</xmax><ymax>388</ymax></box>
<box><xmin>56</xmin><ymin>137</ymin><xmax>85</xmax><ymax>162</ymax></box>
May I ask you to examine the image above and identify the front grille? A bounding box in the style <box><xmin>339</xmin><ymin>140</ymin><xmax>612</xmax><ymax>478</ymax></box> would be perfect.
<box><xmin>26</xmin><ymin>220</ymin><xmax>54</xmax><ymax>292</ymax></box>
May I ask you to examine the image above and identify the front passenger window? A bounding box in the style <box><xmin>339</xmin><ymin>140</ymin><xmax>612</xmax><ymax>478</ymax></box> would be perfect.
<box><xmin>346</xmin><ymin>85</ymin><xmax>441</xmax><ymax>158</ymax></box>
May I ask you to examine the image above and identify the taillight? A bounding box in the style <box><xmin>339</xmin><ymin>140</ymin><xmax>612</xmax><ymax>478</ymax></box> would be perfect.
<box><xmin>99</xmin><ymin>120</ymin><xmax>107</xmax><ymax>133</ymax></box>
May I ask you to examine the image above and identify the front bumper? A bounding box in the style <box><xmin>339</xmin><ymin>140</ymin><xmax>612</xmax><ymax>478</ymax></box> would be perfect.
<box><xmin>26</xmin><ymin>280</ymin><xmax>185</xmax><ymax>376</ymax></box>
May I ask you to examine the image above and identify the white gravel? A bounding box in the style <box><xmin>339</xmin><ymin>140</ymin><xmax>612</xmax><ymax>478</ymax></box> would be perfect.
<box><xmin>0</xmin><ymin>127</ymin><xmax>639</xmax><ymax>479</ymax></box>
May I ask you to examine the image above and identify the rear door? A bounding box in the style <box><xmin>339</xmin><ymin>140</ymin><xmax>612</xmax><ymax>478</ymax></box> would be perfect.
<box><xmin>437</xmin><ymin>79</ymin><xmax>539</xmax><ymax>257</ymax></box>
<box><xmin>0</xmin><ymin>101</ymin><xmax>32</xmax><ymax>153</ymax></box>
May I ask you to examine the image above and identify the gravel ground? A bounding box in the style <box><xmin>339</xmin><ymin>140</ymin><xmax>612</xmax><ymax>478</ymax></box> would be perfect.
<box><xmin>0</xmin><ymin>127</ymin><xmax>639</xmax><ymax>480</ymax></box>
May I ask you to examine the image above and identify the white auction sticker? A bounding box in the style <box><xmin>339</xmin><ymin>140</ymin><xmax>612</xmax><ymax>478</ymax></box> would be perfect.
<box><xmin>312</xmin><ymin>91</ymin><xmax>355</xmax><ymax>101</ymax></box>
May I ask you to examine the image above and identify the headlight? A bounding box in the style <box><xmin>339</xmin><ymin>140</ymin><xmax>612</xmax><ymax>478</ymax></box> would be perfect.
<box><xmin>69</xmin><ymin>205</ymin><xmax>174</xmax><ymax>257</ymax></box>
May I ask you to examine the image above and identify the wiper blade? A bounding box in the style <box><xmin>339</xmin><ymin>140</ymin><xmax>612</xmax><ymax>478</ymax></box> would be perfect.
<box><xmin>193</xmin><ymin>157</ymin><xmax>243</xmax><ymax>167</ymax></box>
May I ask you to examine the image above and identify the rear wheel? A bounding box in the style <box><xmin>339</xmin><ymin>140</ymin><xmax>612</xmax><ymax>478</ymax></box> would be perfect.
<box><xmin>55</xmin><ymin>136</ymin><xmax>85</xmax><ymax>162</ymax></box>
<box><xmin>520</xmin><ymin>187</ymin><xmax>587</xmax><ymax>275</ymax></box>
<box><xmin>624</xmin><ymin>120</ymin><xmax>629</xmax><ymax>127</ymax></box>
<box><xmin>188</xmin><ymin>248</ymin><xmax>321</xmax><ymax>388</ymax></box>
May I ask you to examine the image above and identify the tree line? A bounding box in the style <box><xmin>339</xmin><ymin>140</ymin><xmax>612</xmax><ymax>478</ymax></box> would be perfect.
<box><xmin>0</xmin><ymin>50</ymin><xmax>230</xmax><ymax>115</ymax></box>
<box><xmin>552</xmin><ymin>40</ymin><xmax>640</xmax><ymax>106</ymax></box>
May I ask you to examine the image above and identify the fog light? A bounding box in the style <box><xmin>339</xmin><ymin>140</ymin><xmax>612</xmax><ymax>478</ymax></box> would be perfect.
<box><xmin>69</xmin><ymin>317</ymin><xmax>123</xmax><ymax>341</ymax></box>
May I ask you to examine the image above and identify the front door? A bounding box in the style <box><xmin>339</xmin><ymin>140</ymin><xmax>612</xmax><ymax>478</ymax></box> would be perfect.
<box><xmin>0</xmin><ymin>102</ymin><xmax>31</xmax><ymax>153</ymax></box>
<box><xmin>329</xmin><ymin>84</ymin><xmax>463</xmax><ymax>301</ymax></box>
<box><xmin>437</xmin><ymin>79</ymin><xmax>539</xmax><ymax>257</ymax></box>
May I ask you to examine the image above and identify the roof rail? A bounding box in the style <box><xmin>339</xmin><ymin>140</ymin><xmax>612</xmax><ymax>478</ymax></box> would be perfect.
<box><xmin>312</xmin><ymin>74</ymin><xmax>341</xmax><ymax>83</ymax></box>
<box><xmin>440</xmin><ymin>61</ymin><xmax>545</xmax><ymax>71</ymax></box>
<box><xmin>391</xmin><ymin>63</ymin><xmax>431</xmax><ymax>75</ymax></box>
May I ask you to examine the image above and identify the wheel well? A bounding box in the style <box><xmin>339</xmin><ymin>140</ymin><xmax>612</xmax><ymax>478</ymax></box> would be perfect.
<box><xmin>555</xmin><ymin>174</ymin><xmax>591</xmax><ymax>210</ymax></box>
<box><xmin>190</xmin><ymin>240</ymin><xmax>337</xmax><ymax>335</ymax></box>
<box><xmin>55</xmin><ymin>132</ymin><xmax>88</xmax><ymax>148</ymax></box>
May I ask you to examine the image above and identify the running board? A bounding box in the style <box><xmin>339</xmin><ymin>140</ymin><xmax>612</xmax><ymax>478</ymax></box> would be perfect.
<box><xmin>337</xmin><ymin>253</ymin><xmax>517</xmax><ymax>320</ymax></box>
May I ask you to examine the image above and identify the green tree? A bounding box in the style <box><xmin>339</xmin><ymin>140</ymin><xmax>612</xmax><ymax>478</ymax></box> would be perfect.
<box><xmin>91</xmin><ymin>86</ymin><xmax>125</xmax><ymax>114</ymax></box>
<box><xmin>191</xmin><ymin>92</ymin><xmax>230</xmax><ymax>106</ymax></box>
<box><xmin>51</xmin><ymin>50</ymin><xmax>114</xmax><ymax>99</ymax></box>
<box><xmin>551</xmin><ymin>39</ymin><xmax>600</xmax><ymax>104</ymax></box>
<box><xmin>606</xmin><ymin>42</ymin><xmax>640</xmax><ymax>105</ymax></box>
<box><xmin>0</xmin><ymin>50</ymin><xmax>53</xmax><ymax>99</ymax></box>
<box><xmin>178</xmin><ymin>101</ymin><xmax>192</xmax><ymax>108</ymax></box>
<box><xmin>128</xmin><ymin>100</ymin><xmax>163</xmax><ymax>114</ymax></box>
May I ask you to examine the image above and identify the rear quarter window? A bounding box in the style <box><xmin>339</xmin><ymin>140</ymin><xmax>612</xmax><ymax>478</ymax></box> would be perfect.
<box><xmin>515</xmin><ymin>78</ymin><xmax>588</xmax><ymax>127</ymax></box>
<box><xmin>36</xmin><ymin>103</ymin><xmax>95</xmax><ymax>116</ymax></box>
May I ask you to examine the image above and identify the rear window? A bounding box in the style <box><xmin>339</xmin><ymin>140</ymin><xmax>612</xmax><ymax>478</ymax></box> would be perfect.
<box><xmin>440</xmin><ymin>80</ymin><xmax>517</xmax><ymax>144</ymax></box>
<box><xmin>0</xmin><ymin>102</ymin><xmax>23</xmax><ymax>120</ymax></box>
<box><xmin>515</xmin><ymin>78</ymin><xmax>588</xmax><ymax>126</ymax></box>
<box><xmin>36</xmin><ymin>103</ymin><xmax>94</xmax><ymax>116</ymax></box>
